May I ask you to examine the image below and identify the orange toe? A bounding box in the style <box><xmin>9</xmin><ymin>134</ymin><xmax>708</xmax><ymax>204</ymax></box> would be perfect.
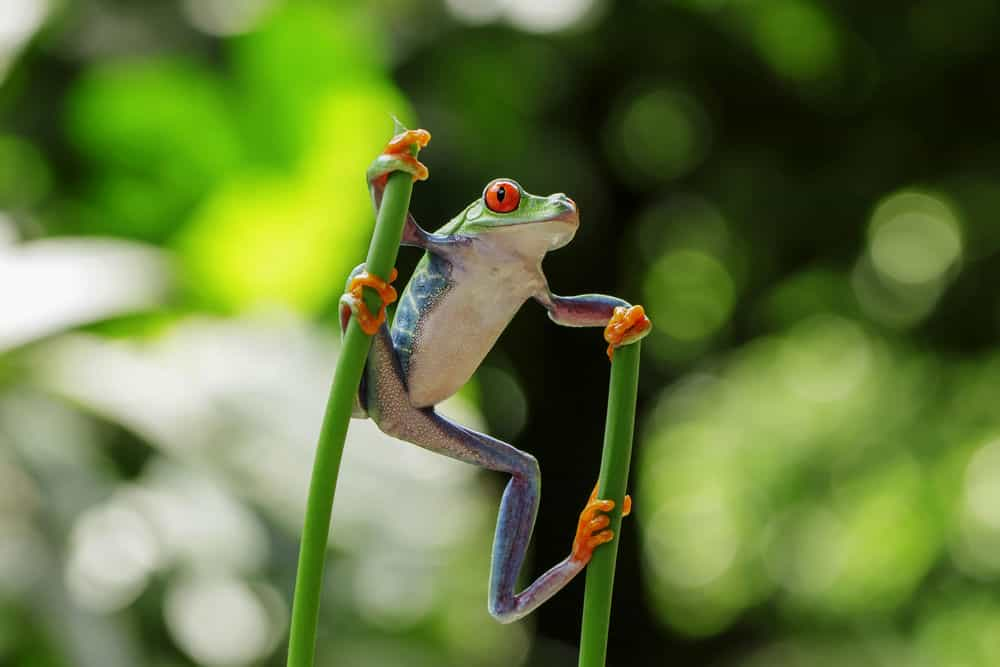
<box><xmin>380</xmin><ymin>129</ymin><xmax>431</xmax><ymax>182</ymax></box>
<box><xmin>347</xmin><ymin>268</ymin><xmax>399</xmax><ymax>335</ymax></box>
<box><xmin>572</xmin><ymin>482</ymin><xmax>632</xmax><ymax>564</ymax></box>
<box><xmin>386</xmin><ymin>128</ymin><xmax>431</xmax><ymax>154</ymax></box>
<box><xmin>604</xmin><ymin>305</ymin><xmax>652</xmax><ymax>360</ymax></box>
<box><xmin>398</xmin><ymin>154</ymin><xmax>429</xmax><ymax>181</ymax></box>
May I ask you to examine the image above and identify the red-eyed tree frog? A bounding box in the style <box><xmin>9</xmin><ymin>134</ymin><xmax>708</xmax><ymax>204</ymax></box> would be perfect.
<box><xmin>340</xmin><ymin>129</ymin><xmax>651</xmax><ymax>623</ymax></box>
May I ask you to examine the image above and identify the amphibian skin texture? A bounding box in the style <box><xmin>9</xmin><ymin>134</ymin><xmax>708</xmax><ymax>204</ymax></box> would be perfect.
<box><xmin>340</xmin><ymin>129</ymin><xmax>650</xmax><ymax>623</ymax></box>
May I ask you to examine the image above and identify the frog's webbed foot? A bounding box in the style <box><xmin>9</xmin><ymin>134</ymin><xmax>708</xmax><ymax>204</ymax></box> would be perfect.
<box><xmin>570</xmin><ymin>483</ymin><xmax>632</xmax><ymax>565</ymax></box>
<box><xmin>339</xmin><ymin>267</ymin><xmax>399</xmax><ymax>335</ymax></box>
<box><xmin>603</xmin><ymin>305</ymin><xmax>652</xmax><ymax>360</ymax></box>
<box><xmin>367</xmin><ymin>128</ymin><xmax>431</xmax><ymax>187</ymax></box>
<box><xmin>386</xmin><ymin>128</ymin><xmax>431</xmax><ymax>155</ymax></box>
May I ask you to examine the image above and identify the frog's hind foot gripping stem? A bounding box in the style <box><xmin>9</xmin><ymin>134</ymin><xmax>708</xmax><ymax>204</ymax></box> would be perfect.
<box><xmin>340</xmin><ymin>267</ymin><xmax>399</xmax><ymax>335</ymax></box>
<box><xmin>570</xmin><ymin>483</ymin><xmax>632</xmax><ymax>565</ymax></box>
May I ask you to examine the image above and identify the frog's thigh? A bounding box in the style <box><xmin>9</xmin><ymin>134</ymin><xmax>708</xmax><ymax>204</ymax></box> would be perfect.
<box><xmin>366</xmin><ymin>327</ymin><xmax>534</xmax><ymax>476</ymax></box>
<box><xmin>365</xmin><ymin>328</ymin><xmax>543</xmax><ymax>622</ymax></box>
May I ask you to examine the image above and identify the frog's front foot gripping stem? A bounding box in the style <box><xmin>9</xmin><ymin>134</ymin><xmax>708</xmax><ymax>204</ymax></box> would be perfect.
<box><xmin>571</xmin><ymin>483</ymin><xmax>633</xmax><ymax>565</ymax></box>
<box><xmin>340</xmin><ymin>268</ymin><xmax>399</xmax><ymax>335</ymax></box>
<box><xmin>374</xmin><ymin>128</ymin><xmax>431</xmax><ymax>185</ymax></box>
<box><xmin>387</xmin><ymin>128</ymin><xmax>431</xmax><ymax>159</ymax></box>
<box><xmin>603</xmin><ymin>305</ymin><xmax>652</xmax><ymax>360</ymax></box>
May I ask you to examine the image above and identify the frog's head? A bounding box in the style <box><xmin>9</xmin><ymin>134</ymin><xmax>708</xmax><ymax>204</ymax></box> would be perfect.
<box><xmin>446</xmin><ymin>179</ymin><xmax>579</xmax><ymax>251</ymax></box>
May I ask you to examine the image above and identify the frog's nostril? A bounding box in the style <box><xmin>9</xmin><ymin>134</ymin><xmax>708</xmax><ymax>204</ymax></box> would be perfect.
<box><xmin>552</xmin><ymin>193</ymin><xmax>575</xmax><ymax>207</ymax></box>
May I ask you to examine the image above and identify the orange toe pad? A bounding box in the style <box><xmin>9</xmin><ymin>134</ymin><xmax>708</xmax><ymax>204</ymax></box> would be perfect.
<box><xmin>570</xmin><ymin>482</ymin><xmax>632</xmax><ymax>564</ymax></box>
<box><xmin>347</xmin><ymin>268</ymin><xmax>398</xmax><ymax>334</ymax></box>
<box><xmin>386</xmin><ymin>128</ymin><xmax>431</xmax><ymax>153</ymax></box>
<box><xmin>604</xmin><ymin>305</ymin><xmax>651</xmax><ymax>360</ymax></box>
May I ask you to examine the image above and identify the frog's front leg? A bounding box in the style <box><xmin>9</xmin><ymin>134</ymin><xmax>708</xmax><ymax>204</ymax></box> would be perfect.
<box><xmin>534</xmin><ymin>289</ymin><xmax>652</xmax><ymax>357</ymax></box>
<box><xmin>362</xmin><ymin>325</ymin><xmax>620</xmax><ymax>623</ymax></box>
<box><xmin>534</xmin><ymin>290</ymin><xmax>628</xmax><ymax>327</ymax></box>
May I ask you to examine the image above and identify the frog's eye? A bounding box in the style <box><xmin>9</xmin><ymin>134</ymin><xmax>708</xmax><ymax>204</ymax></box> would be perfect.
<box><xmin>484</xmin><ymin>180</ymin><xmax>521</xmax><ymax>213</ymax></box>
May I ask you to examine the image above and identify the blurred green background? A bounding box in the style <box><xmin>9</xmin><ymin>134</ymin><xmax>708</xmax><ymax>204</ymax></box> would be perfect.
<box><xmin>2</xmin><ymin>0</ymin><xmax>1000</xmax><ymax>665</ymax></box>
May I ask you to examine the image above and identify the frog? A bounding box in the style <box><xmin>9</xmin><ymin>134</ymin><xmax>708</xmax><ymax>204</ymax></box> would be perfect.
<box><xmin>339</xmin><ymin>128</ymin><xmax>651</xmax><ymax>623</ymax></box>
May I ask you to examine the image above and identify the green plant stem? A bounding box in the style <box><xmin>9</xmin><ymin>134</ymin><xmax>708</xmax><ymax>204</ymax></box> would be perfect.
<box><xmin>578</xmin><ymin>341</ymin><xmax>642</xmax><ymax>667</ymax></box>
<box><xmin>286</xmin><ymin>137</ymin><xmax>418</xmax><ymax>667</ymax></box>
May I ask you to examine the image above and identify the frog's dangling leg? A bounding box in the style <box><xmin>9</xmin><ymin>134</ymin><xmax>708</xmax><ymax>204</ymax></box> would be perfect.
<box><xmin>361</xmin><ymin>325</ymin><xmax>622</xmax><ymax>623</ymax></box>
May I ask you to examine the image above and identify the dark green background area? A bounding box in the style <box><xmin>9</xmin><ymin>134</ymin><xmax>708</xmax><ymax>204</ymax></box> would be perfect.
<box><xmin>2</xmin><ymin>1</ymin><xmax>1000</xmax><ymax>665</ymax></box>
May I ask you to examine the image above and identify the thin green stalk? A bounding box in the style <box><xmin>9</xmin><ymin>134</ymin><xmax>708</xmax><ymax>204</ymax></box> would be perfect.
<box><xmin>578</xmin><ymin>341</ymin><xmax>642</xmax><ymax>667</ymax></box>
<box><xmin>286</xmin><ymin>130</ymin><xmax>420</xmax><ymax>667</ymax></box>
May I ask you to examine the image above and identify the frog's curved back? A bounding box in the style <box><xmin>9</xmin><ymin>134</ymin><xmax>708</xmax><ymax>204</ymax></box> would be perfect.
<box><xmin>391</xmin><ymin>248</ymin><xmax>541</xmax><ymax>408</ymax></box>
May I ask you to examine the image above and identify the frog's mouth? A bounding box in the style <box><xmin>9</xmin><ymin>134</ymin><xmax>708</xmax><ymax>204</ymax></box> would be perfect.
<box><xmin>484</xmin><ymin>193</ymin><xmax>580</xmax><ymax>250</ymax></box>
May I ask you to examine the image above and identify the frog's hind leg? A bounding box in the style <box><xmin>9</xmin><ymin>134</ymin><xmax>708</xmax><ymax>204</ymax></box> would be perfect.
<box><xmin>363</xmin><ymin>325</ymin><xmax>612</xmax><ymax>623</ymax></box>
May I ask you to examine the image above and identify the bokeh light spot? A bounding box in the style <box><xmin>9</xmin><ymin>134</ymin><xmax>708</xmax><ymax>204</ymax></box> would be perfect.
<box><xmin>634</xmin><ymin>195</ymin><xmax>731</xmax><ymax>265</ymax></box>
<box><xmin>916</xmin><ymin>596</ymin><xmax>1000</xmax><ymax>666</ymax></box>
<box><xmin>506</xmin><ymin>0</ymin><xmax>599</xmax><ymax>33</ymax></box>
<box><xmin>609</xmin><ymin>86</ymin><xmax>711</xmax><ymax>182</ymax></box>
<box><xmin>354</xmin><ymin>554</ymin><xmax>437</xmax><ymax>628</ymax></box>
<box><xmin>0</xmin><ymin>0</ymin><xmax>48</xmax><ymax>81</ymax></box>
<box><xmin>182</xmin><ymin>0</ymin><xmax>276</xmax><ymax>36</ymax></box>
<box><xmin>645</xmin><ymin>488</ymin><xmax>742</xmax><ymax>589</ymax></box>
<box><xmin>779</xmin><ymin>315</ymin><xmax>871</xmax><ymax>403</ymax></box>
<box><xmin>955</xmin><ymin>437</ymin><xmax>1000</xmax><ymax>577</ymax></box>
<box><xmin>644</xmin><ymin>249</ymin><xmax>735</xmax><ymax>341</ymax></box>
<box><xmin>851</xmin><ymin>254</ymin><xmax>944</xmax><ymax>329</ymax></box>
<box><xmin>764</xmin><ymin>504</ymin><xmax>846</xmax><ymax>595</ymax></box>
<box><xmin>825</xmin><ymin>457</ymin><xmax>937</xmax><ymax>616</ymax></box>
<box><xmin>444</xmin><ymin>0</ymin><xmax>506</xmax><ymax>24</ymax></box>
<box><xmin>165</xmin><ymin>575</ymin><xmax>277</xmax><ymax>666</ymax></box>
<box><xmin>65</xmin><ymin>502</ymin><xmax>161</xmax><ymax>612</ymax></box>
<box><xmin>868</xmin><ymin>190</ymin><xmax>962</xmax><ymax>285</ymax></box>
<box><xmin>744</xmin><ymin>0</ymin><xmax>841</xmax><ymax>82</ymax></box>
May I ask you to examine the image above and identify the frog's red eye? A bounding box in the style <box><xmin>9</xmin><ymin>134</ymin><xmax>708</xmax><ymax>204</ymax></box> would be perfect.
<box><xmin>484</xmin><ymin>180</ymin><xmax>521</xmax><ymax>213</ymax></box>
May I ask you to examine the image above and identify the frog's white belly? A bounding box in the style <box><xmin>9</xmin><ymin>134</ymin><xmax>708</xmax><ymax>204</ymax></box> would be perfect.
<box><xmin>406</xmin><ymin>264</ymin><xmax>540</xmax><ymax>408</ymax></box>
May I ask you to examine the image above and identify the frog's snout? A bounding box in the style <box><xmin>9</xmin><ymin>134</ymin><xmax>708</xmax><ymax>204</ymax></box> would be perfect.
<box><xmin>552</xmin><ymin>192</ymin><xmax>575</xmax><ymax>207</ymax></box>
<box><xmin>549</xmin><ymin>193</ymin><xmax>579</xmax><ymax>223</ymax></box>
<box><xmin>544</xmin><ymin>193</ymin><xmax>580</xmax><ymax>250</ymax></box>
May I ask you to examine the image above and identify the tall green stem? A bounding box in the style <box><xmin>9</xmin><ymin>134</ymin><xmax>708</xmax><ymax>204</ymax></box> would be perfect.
<box><xmin>578</xmin><ymin>342</ymin><xmax>642</xmax><ymax>667</ymax></box>
<box><xmin>286</xmin><ymin>132</ymin><xmax>419</xmax><ymax>667</ymax></box>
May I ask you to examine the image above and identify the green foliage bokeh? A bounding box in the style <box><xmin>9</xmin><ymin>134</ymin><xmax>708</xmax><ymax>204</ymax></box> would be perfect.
<box><xmin>2</xmin><ymin>0</ymin><xmax>1000</xmax><ymax>665</ymax></box>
